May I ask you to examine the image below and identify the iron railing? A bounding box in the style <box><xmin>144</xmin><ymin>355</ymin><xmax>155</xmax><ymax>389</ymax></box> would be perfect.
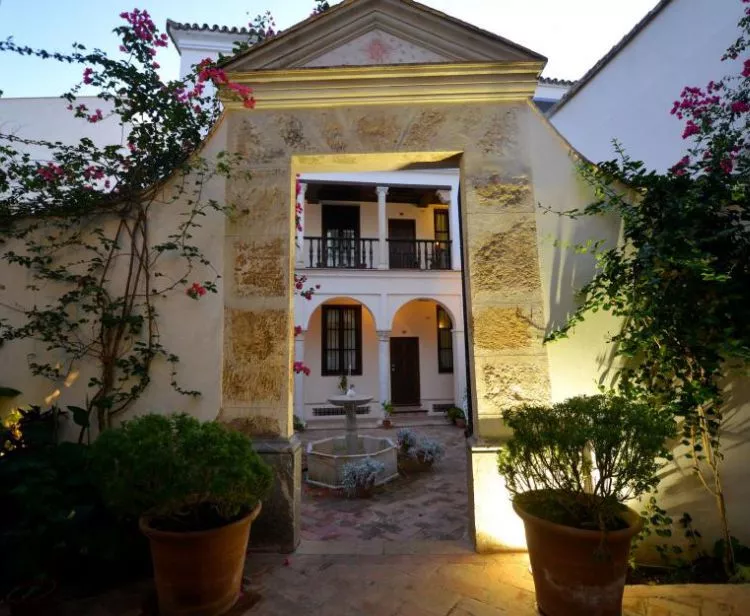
<box><xmin>388</xmin><ymin>239</ymin><xmax>452</xmax><ymax>270</ymax></box>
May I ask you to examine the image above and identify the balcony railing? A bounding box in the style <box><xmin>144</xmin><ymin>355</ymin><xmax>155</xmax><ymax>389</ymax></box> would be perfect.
<box><xmin>301</xmin><ymin>237</ymin><xmax>452</xmax><ymax>270</ymax></box>
<box><xmin>388</xmin><ymin>239</ymin><xmax>452</xmax><ymax>270</ymax></box>
<box><xmin>304</xmin><ymin>237</ymin><xmax>378</xmax><ymax>269</ymax></box>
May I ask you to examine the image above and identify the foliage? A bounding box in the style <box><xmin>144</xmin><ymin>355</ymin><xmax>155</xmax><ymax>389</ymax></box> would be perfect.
<box><xmin>340</xmin><ymin>457</ymin><xmax>384</xmax><ymax>498</ymax></box>
<box><xmin>293</xmin><ymin>413</ymin><xmax>306</xmax><ymax>432</ymax></box>
<box><xmin>396</xmin><ymin>428</ymin><xmax>445</xmax><ymax>463</ymax></box>
<box><xmin>0</xmin><ymin>406</ymin><xmax>148</xmax><ymax>596</ymax></box>
<box><xmin>381</xmin><ymin>400</ymin><xmax>393</xmax><ymax>416</ymax></box>
<box><xmin>338</xmin><ymin>373</ymin><xmax>349</xmax><ymax>394</ymax></box>
<box><xmin>545</xmin><ymin>2</ymin><xmax>750</xmax><ymax>570</ymax></box>
<box><xmin>446</xmin><ymin>406</ymin><xmax>465</xmax><ymax>422</ymax></box>
<box><xmin>91</xmin><ymin>413</ymin><xmax>273</xmax><ymax>531</ymax></box>
<box><xmin>497</xmin><ymin>395</ymin><xmax>674</xmax><ymax>531</ymax></box>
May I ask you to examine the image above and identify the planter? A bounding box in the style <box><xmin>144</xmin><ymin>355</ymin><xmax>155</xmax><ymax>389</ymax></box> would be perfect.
<box><xmin>514</xmin><ymin>496</ymin><xmax>642</xmax><ymax>616</ymax></box>
<box><xmin>6</xmin><ymin>580</ymin><xmax>58</xmax><ymax>616</ymax></box>
<box><xmin>397</xmin><ymin>452</ymin><xmax>434</xmax><ymax>474</ymax></box>
<box><xmin>139</xmin><ymin>503</ymin><xmax>262</xmax><ymax>616</ymax></box>
<box><xmin>455</xmin><ymin>418</ymin><xmax>466</xmax><ymax>429</ymax></box>
<box><xmin>382</xmin><ymin>418</ymin><xmax>392</xmax><ymax>429</ymax></box>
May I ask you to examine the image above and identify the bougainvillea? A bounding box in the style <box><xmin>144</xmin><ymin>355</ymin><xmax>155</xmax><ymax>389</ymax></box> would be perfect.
<box><xmin>548</xmin><ymin>0</ymin><xmax>750</xmax><ymax>574</ymax></box>
<box><xmin>0</xmin><ymin>5</ymin><xmax>319</xmax><ymax>431</ymax></box>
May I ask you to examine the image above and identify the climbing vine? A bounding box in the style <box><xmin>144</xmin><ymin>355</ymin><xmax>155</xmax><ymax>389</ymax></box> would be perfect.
<box><xmin>548</xmin><ymin>0</ymin><xmax>750</xmax><ymax>575</ymax></box>
<box><xmin>0</xmin><ymin>6</ymin><xmax>317</xmax><ymax>435</ymax></box>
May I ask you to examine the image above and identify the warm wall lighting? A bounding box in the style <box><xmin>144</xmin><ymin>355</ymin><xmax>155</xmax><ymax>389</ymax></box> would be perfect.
<box><xmin>471</xmin><ymin>445</ymin><xmax>527</xmax><ymax>552</ymax></box>
<box><xmin>44</xmin><ymin>389</ymin><xmax>61</xmax><ymax>406</ymax></box>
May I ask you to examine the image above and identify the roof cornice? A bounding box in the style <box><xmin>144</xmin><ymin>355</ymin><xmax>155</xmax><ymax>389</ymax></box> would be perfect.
<box><xmin>222</xmin><ymin>62</ymin><xmax>544</xmax><ymax>110</ymax></box>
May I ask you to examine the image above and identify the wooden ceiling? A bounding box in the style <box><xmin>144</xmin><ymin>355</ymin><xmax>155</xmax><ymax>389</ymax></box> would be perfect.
<box><xmin>305</xmin><ymin>183</ymin><xmax>449</xmax><ymax>207</ymax></box>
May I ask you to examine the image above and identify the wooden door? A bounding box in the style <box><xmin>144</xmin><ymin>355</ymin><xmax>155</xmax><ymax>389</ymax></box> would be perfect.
<box><xmin>390</xmin><ymin>337</ymin><xmax>420</xmax><ymax>406</ymax></box>
<box><xmin>388</xmin><ymin>219</ymin><xmax>417</xmax><ymax>269</ymax></box>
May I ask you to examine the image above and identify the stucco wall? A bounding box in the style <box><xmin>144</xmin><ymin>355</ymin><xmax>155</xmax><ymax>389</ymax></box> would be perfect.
<box><xmin>0</xmin><ymin>121</ymin><xmax>228</xmax><ymax>432</ymax></box>
<box><xmin>550</xmin><ymin>0</ymin><xmax>747</xmax><ymax>172</ymax></box>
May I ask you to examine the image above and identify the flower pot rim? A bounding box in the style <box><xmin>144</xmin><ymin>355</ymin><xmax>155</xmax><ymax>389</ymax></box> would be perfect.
<box><xmin>512</xmin><ymin>491</ymin><xmax>643</xmax><ymax>540</ymax></box>
<box><xmin>6</xmin><ymin>579</ymin><xmax>57</xmax><ymax>605</ymax></box>
<box><xmin>139</xmin><ymin>501</ymin><xmax>262</xmax><ymax>539</ymax></box>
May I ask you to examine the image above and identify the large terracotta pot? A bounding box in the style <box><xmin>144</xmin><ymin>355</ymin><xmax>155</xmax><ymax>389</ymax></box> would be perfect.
<box><xmin>139</xmin><ymin>503</ymin><xmax>262</xmax><ymax>616</ymax></box>
<box><xmin>514</xmin><ymin>497</ymin><xmax>642</xmax><ymax>616</ymax></box>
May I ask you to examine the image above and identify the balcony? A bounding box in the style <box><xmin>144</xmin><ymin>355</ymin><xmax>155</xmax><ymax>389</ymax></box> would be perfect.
<box><xmin>302</xmin><ymin>237</ymin><xmax>452</xmax><ymax>270</ymax></box>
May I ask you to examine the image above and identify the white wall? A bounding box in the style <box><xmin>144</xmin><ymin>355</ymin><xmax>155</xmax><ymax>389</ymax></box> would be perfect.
<box><xmin>0</xmin><ymin>97</ymin><xmax>125</xmax><ymax>153</ymax></box>
<box><xmin>391</xmin><ymin>299</ymin><xmax>454</xmax><ymax>409</ymax></box>
<box><xmin>0</xmin><ymin>122</ymin><xmax>228</xmax><ymax>435</ymax></box>
<box><xmin>550</xmin><ymin>0</ymin><xmax>747</xmax><ymax>171</ymax></box>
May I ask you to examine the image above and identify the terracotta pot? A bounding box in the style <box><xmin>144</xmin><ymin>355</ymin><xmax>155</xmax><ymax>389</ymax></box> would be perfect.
<box><xmin>455</xmin><ymin>418</ymin><xmax>466</xmax><ymax>429</ymax></box>
<box><xmin>514</xmin><ymin>496</ymin><xmax>642</xmax><ymax>616</ymax></box>
<box><xmin>140</xmin><ymin>503</ymin><xmax>262</xmax><ymax>616</ymax></box>
<box><xmin>397</xmin><ymin>453</ymin><xmax>434</xmax><ymax>474</ymax></box>
<box><xmin>382</xmin><ymin>419</ymin><xmax>392</xmax><ymax>429</ymax></box>
<box><xmin>6</xmin><ymin>580</ymin><xmax>58</xmax><ymax>616</ymax></box>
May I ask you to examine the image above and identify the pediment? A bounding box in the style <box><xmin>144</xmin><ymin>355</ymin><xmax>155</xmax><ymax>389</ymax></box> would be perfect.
<box><xmin>304</xmin><ymin>28</ymin><xmax>450</xmax><ymax>67</ymax></box>
<box><xmin>225</xmin><ymin>0</ymin><xmax>546</xmax><ymax>71</ymax></box>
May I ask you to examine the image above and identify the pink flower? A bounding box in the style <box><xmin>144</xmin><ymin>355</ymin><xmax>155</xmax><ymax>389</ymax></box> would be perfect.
<box><xmin>294</xmin><ymin>325</ymin><xmax>303</xmax><ymax>336</ymax></box>
<box><xmin>743</xmin><ymin>59</ymin><xmax>750</xmax><ymax>78</ymax></box>
<box><xmin>83</xmin><ymin>67</ymin><xmax>94</xmax><ymax>84</ymax></box>
<box><xmin>293</xmin><ymin>361</ymin><xmax>311</xmax><ymax>376</ymax></box>
<box><xmin>682</xmin><ymin>121</ymin><xmax>700</xmax><ymax>139</ymax></box>
<box><xmin>720</xmin><ymin>158</ymin><xmax>733</xmax><ymax>174</ymax></box>
<box><xmin>731</xmin><ymin>100</ymin><xmax>750</xmax><ymax>114</ymax></box>
<box><xmin>186</xmin><ymin>282</ymin><xmax>208</xmax><ymax>300</ymax></box>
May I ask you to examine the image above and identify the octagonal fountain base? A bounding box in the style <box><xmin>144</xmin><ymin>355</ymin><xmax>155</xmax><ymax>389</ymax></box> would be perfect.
<box><xmin>306</xmin><ymin>435</ymin><xmax>399</xmax><ymax>490</ymax></box>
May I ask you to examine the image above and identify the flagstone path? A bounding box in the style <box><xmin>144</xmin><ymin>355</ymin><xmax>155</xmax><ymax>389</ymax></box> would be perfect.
<box><xmin>300</xmin><ymin>424</ymin><xmax>469</xmax><ymax>543</ymax></box>
<box><xmin>52</xmin><ymin>549</ymin><xmax>750</xmax><ymax>615</ymax></box>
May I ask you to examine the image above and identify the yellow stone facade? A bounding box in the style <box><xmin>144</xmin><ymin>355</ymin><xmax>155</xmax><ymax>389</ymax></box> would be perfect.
<box><xmin>220</xmin><ymin>101</ymin><xmax>552</xmax><ymax>445</ymax></box>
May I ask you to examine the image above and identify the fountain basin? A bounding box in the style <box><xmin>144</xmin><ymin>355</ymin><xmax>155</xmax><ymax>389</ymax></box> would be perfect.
<box><xmin>306</xmin><ymin>435</ymin><xmax>399</xmax><ymax>489</ymax></box>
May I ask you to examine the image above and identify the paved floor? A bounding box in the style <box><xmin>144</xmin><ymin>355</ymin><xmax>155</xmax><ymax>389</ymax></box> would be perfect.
<box><xmin>56</xmin><ymin>550</ymin><xmax>750</xmax><ymax>615</ymax></box>
<box><xmin>300</xmin><ymin>424</ymin><xmax>469</xmax><ymax>543</ymax></box>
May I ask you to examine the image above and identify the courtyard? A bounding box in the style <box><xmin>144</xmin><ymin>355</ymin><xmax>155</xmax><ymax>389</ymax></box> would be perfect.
<box><xmin>300</xmin><ymin>423</ymin><xmax>468</xmax><ymax>544</ymax></box>
<box><xmin>43</xmin><ymin>551</ymin><xmax>750</xmax><ymax>616</ymax></box>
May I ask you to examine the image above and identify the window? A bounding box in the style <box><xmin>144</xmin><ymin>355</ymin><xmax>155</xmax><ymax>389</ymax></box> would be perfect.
<box><xmin>436</xmin><ymin>305</ymin><xmax>453</xmax><ymax>373</ymax></box>
<box><xmin>322</xmin><ymin>305</ymin><xmax>362</xmax><ymax>376</ymax></box>
<box><xmin>434</xmin><ymin>209</ymin><xmax>450</xmax><ymax>242</ymax></box>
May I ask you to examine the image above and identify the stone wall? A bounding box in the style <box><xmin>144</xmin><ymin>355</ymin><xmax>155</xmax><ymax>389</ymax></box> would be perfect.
<box><xmin>220</xmin><ymin>102</ymin><xmax>553</xmax><ymax>443</ymax></box>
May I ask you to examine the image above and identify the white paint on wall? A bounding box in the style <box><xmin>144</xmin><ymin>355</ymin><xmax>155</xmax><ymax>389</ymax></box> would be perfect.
<box><xmin>550</xmin><ymin>0</ymin><xmax>747</xmax><ymax>171</ymax></box>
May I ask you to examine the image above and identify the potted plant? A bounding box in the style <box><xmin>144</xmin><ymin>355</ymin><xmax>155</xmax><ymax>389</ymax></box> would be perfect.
<box><xmin>446</xmin><ymin>406</ymin><xmax>466</xmax><ymax>429</ymax></box>
<box><xmin>396</xmin><ymin>428</ymin><xmax>444</xmax><ymax>474</ymax></box>
<box><xmin>5</xmin><ymin>578</ymin><xmax>58</xmax><ymax>616</ymax></box>
<box><xmin>381</xmin><ymin>400</ymin><xmax>394</xmax><ymax>428</ymax></box>
<box><xmin>340</xmin><ymin>457</ymin><xmax>385</xmax><ymax>498</ymax></box>
<box><xmin>92</xmin><ymin>414</ymin><xmax>273</xmax><ymax>616</ymax></box>
<box><xmin>497</xmin><ymin>395</ymin><xmax>674</xmax><ymax>616</ymax></box>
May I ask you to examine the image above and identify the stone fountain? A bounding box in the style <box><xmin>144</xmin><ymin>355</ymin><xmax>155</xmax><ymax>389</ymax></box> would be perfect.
<box><xmin>305</xmin><ymin>386</ymin><xmax>399</xmax><ymax>489</ymax></box>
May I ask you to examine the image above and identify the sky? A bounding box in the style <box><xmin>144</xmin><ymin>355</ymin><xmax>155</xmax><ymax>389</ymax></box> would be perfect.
<box><xmin>0</xmin><ymin>0</ymin><xmax>661</xmax><ymax>98</ymax></box>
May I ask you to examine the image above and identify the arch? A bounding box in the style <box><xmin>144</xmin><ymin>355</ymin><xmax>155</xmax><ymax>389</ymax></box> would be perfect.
<box><xmin>388</xmin><ymin>296</ymin><xmax>462</xmax><ymax>332</ymax></box>
<box><xmin>304</xmin><ymin>295</ymin><xmax>378</xmax><ymax>332</ymax></box>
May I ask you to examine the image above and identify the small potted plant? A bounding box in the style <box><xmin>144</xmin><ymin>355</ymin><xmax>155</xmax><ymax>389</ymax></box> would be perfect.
<box><xmin>381</xmin><ymin>400</ymin><xmax>394</xmax><ymax>428</ymax></box>
<box><xmin>396</xmin><ymin>428</ymin><xmax>444</xmax><ymax>474</ymax></box>
<box><xmin>497</xmin><ymin>394</ymin><xmax>674</xmax><ymax>616</ymax></box>
<box><xmin>92</xmin><ymin>414</ymin><xmax>273</xmax><ymax>616</ymax></box>
<box><xmin>340</xmin><ymin>457</ymin><xmax>385</xmax><ymax>498</ymax></box>
<box><xmin>5</xmin><ymin>578</ymin><xmax>58</xmax><ymax>616</ymax></box>
<box><xmin>446</xmin><ymin>406</ymin><xmax>466</xmax><ymax>429</ymax></box>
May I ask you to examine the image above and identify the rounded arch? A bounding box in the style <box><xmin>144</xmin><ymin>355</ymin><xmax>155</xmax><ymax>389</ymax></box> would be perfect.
<box><xmin>387</xmin><ymin>296</ymin><xmax>462</xmax><ymax>332</ymax></box>
<box><xmin>304</xmin><ymin>295</ymin><xmax>379</xmax><ymax>332</ymax></box>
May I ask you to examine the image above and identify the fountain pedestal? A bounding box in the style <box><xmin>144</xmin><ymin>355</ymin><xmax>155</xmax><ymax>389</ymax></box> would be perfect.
<box><xmin>305</xmin><ymin>393</ymin><xmax>399</xmax><ymax>489</ymax></box>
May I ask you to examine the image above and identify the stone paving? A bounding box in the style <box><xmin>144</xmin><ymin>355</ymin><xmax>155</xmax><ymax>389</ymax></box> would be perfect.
<box><xmin>53</xmin><ymin>549</ymin><xmax>750</xmax><ymax>615</ymax></box>
<box><xmin>300</xmin><ymin>423</ymin><xmax>469</xmax><ymax>543</ymax></box>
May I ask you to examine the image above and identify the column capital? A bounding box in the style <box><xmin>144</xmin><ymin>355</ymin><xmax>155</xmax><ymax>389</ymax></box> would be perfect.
<box><xmin>375</xmin><ymin>185</ymin><xmax>389</xmax><ymax>198</ymax></box>
<box><xmin>376</xmin><ymin>330</ymin><xmax>391</xmax><ymax>342</ymax></box>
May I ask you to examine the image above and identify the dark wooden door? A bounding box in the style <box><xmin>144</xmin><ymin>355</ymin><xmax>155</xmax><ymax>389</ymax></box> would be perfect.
<box><xmin>390</xmin><ymin>337</ymin><xmax>420</xmax><ymax>406</ymax></box>
<box><xmin>323</xmin><ymin>205</ymin><xmax>360</xmax><ymax>267</ymax></box>
<box><xmin>388</xmin><ymin>219</ymin><xmax>417</xmax><ymax>269</ymax></box>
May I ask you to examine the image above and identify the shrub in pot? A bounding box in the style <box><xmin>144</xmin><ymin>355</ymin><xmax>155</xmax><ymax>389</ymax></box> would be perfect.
<box><xmin>92</xmin><ymin>414</ymin><xmax>273</xmax><ymax>616</ymax></box>
<box><xmin>396</xmin><ymin>428</ymin><xmax>444</xmax><ymax>473</ymax></box>
<box><xmin>340</xmin><ymin>457</ymin><xmax>385</xmax><ymax>498</ymax></box>
<box><xmin>497</xmin><ymin>395</ymin><xmax>674</xmax><ymax>616</ymax></box>
<box><xmin>446</xmin><ymin>406</ymin><xmax>466</xmax><ymax>428</ymax></box>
